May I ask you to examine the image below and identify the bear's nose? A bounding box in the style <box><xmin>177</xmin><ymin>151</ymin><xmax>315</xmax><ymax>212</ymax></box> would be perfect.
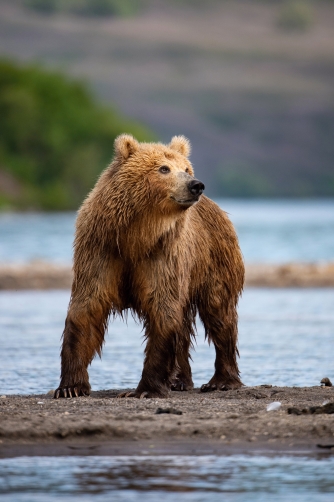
<box><xmin>188</xmin><ymin>179</ymin><xmax>205</xmax><ymax>196</ymax></box>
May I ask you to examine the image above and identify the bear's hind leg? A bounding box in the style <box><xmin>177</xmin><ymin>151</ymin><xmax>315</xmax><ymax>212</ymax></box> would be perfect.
<box><xmin>118</xmin><ymin>331</ymin><xmax>176</xmax><ymax>398</ymax></box>
<box><xmin>200</xmin><ymin>346</ymin><xmax>242</xmax><ymax>393</ymax></box>
<box><xmin>118</xmin><ymin>264</ymin><xmax>192</xmax><ymax>399</ymax></box>
<box><xmin>171</xmin><ymin>335</ymin><xmax>194</xmax><ymax>391</ymax></box>
<box><xmin>198</xmin><ymin>299</ymin><xmax>243</xmax><ymax>393</ymax></box>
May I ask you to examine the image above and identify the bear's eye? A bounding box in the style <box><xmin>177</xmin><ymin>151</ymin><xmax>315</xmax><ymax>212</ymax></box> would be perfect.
<box><xmin>185</xmin><ymin>168</ymin><xmax>189</xmax><ymax>173</ymax></box>
<box><xmin>159</xmin><ymin>165</ymin><xmax>170</xmax><ymax>174</ymax></box>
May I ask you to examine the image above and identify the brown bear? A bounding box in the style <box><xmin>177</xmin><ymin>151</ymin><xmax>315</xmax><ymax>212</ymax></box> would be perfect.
<box><xmin>54</xmin><ymin>134</ymin><xmax>244</xmax><ymax>399</ymax></box>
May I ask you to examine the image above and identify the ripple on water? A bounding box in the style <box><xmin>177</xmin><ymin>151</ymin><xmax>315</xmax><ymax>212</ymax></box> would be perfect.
<box><xmin>1</xmin><ymin>455</ymin><xmax>334</xmax><ymax>501</ymax></box>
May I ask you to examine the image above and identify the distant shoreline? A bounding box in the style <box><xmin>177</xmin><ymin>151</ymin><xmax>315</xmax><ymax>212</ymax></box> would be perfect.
<box><xmin>0</xmin><ymin>439</ymin><xmax>329</xmax><ymax>459</ymax></box>
<box><xmin>0</xmin><ymin>262</ymin><xmax>334</xmax><ymax>290</ymax></box>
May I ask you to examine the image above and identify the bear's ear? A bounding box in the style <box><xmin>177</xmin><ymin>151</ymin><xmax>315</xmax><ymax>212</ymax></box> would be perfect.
<box><xmin>169</xmin><ymin>135</ymin><xmax>191</xmax><ymax>157</ymax></box>
<box><xmin>114</xmin><ymin>134</ymin><xmax>139</xmax><ymax>160</ymax></box>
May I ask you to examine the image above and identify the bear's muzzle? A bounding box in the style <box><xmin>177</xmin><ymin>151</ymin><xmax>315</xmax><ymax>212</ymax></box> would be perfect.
<box><xmin>188</xmin><ymin>179</ymin><xmax>205</xmax><ymax>197</ymax></box>
<box><xmin>171</xmin><ymin>173</ymin><xmax>205</xmax><ymax>207</ymax></box>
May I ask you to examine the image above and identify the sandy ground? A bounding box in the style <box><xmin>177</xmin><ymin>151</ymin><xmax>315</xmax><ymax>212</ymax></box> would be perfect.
<box><xmin>1</xmin><ymin>262</ymin><xmax>334</xmax><ymax>289</ymax></box>
<box><xmin>1</xmin><ymin>386</ymin><xmax>334</xmax><ymax>458</ymax></box>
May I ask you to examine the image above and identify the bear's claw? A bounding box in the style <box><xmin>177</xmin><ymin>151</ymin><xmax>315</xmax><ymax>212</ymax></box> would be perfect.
<box><xmin>171</xmin><ymin>382</ymin><xmax>185</xmax><ymax>391</ymax></box>
<box><xmin>54</xmin><ymin>386</ymin><xmax>89</xmax><ymax>399</ymax></box>
<box><xmin>117</xmin><ymin>390</ymin><xmax>164</xmax><ymax>399</ymax></box>
<box><xmin>117</xmin><ymin>390</ymin><xmax>148</xmax><ymax>399</ymax></box>
<box><xmin>200</xmin><ymin>379</ymin><xmax>242</xmax><ymax>393</ymax></box>
<box><xmin>171</xmin><ymin>380</ymin><xmax>193</xmax><ymax>391</ymax></box>
<box><xmin>200</xmin><ymin>383</ymin><xmax>219</xmax><ymax>392</ymax></box>
<box><xmin>117</xmin><ymin>391</ymin><xmax>137</xmax><ymax>398</ymax></box>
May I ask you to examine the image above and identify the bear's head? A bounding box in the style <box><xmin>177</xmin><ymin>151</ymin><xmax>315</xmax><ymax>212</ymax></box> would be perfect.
<box><xmin>112</xmin><ymin>134</ymin><xmax>205</xmax><ymax>214</ymax></box>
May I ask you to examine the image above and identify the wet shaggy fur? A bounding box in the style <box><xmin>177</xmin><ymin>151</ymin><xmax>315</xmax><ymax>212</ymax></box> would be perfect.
<box><xmin>55</xmin><ymin>135</ymin><xmax>245</xmax><ymax>399</ymax></box>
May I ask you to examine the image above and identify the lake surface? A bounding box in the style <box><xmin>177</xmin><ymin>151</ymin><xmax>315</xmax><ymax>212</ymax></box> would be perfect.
<box><xmin>1</xmin><ymin>454</ymin><xmax>334</xmax><ymax>501</ymax></box>
<box><xmin>0</xmin><ymin>199</ymin><xmax>334</xmax><ymax>263</ymax></box>
<box><xmin>0</xmin><ymin>288</ymin><xmax>333</xmax><ymax>394</ymax></box>
<box><xmin>0</xmin><ymin>199</ymin><xmax>334</xmax><ymax>394</ymax></box>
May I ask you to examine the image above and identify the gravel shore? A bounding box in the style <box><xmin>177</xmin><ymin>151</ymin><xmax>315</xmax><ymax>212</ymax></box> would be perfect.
<box><xmin>1</xmin><ymin>386</ymin><xmax>333</xmax><ymax>457</ymax></box>
<box><xmin>1</xmin><ymin>262</ymin><xmax>334</xmax><ymax>290</ymax></box>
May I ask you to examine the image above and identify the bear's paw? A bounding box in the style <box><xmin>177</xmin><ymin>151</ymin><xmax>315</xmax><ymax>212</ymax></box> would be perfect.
<box><xmin>200</xmin><ymin>375</ymin><xmax>243</xmax><ymax>393</ymax></box>
<box><xmin>54</xmin><ymin>383</ymin><xmax>91</xmax><ymax>399</ymax></box>
<box><xmin>117</xmin><ymin>387</ymin><xmax>169</xmax><ymax>399</ymax></box>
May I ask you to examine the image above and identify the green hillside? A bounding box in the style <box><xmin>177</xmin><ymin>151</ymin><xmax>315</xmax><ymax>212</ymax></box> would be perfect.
<box><xmin>0</xmin><ymin>60</ymin><xmax>153</xmax><ymax>210</ymax></box>
<box><xmin>24</xmin><ymin>0</ymin><xmax>142</xmax><ymax>17</ymax></box>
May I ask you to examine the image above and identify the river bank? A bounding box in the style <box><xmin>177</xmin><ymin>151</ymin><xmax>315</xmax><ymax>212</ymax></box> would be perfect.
<box><xmin>1</xmin><ymin>386</ymin><xmax>333</xmax><ymax>457</ymax></box>
<box><xmin>1</xmin><ymin>262</ymin><xmax>334</xmax><ymax>289</ymax></box>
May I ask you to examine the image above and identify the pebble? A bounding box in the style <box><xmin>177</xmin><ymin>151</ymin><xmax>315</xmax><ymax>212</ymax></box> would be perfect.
<box><xmin>267</xmin><ymin>402</ymin><xmax>281</xmax><ymax>411</ymax></box>
<box><xmin>155</xmin><ymin>407</ymin><xmax>182</xmax><ymax>415</ymax></box>
<box><xmin>320</xmin><ymin>377</ymin><xmax>332</xmax><ymax>387</ymax></box>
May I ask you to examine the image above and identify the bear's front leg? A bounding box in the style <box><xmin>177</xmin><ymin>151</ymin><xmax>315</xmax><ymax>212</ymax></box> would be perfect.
<box><xmin>54</xmin><ymin>299</ymin><xmax>109</xmax><ymax>398</ymax></box>
<box><xmin>118</xmin><ymin>326</ymin><xmax>178</xmax><ymax>399</ymax></box>
<box><xmin>54</xmin><ymin>314</ymin><xmax>93</xmax><ymax>398</ymax></box>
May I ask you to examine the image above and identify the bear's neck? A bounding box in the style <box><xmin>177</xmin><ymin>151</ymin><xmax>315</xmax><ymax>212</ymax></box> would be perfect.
<box><xmin>117</xmin><ymin>210</ymin><xmax>188</xmax><ymax>262</ymax></box>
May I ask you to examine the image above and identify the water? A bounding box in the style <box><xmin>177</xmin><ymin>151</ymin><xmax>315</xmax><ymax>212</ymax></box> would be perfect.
<box><xmin>0</xmin><ymin>212</ymin><xmax>75</xmax><ymax>264</ymax></box>
<box><xmin>0</xmin><ymin>200</ymin><xmax>334</xmax><ymax>394</ymax></box>
<box><xmin>0</xmin><ymin>288</ymin><xmax>333</xmax><ymax>395</ymax></box>
<box><xmin>0</xmin><ymin>199</ymin><xmax>334</xmax><ymax>264</ymax></box>
<box><xmin>1</xmin><ymin>200</ymin><xmax>334</xmax><ymax>499</ymax></box>
<box><xmin>1</xmin><ymin>454</ymin><xmax>334</xmax><ymax>501</ymax></box>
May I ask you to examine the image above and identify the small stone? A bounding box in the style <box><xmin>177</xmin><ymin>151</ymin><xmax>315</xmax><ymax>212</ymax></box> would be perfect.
<box><xmin>310</xmin><ymin>402</ymin><xmax>334</xmax><ymax>414</ymax></box>
<box><xmin>317</xmin><ymin>443</ymin><xmax>334</xmax><ymax>449</ymax></box>
<box><xmin>271</xmin><ymin>390</ymin><xmax>283</xmax><ymax>396</ymax></box>
<box><xmin>155</xmin><ymin>407</ymin><xmax>182</xmax><ymax>415</ymax></box>
<box><xmin>288</xmin><ymin>407</ymin><xmax>302</xmax><ymax>415</ymax></box>
<box><xmin>253</xmin><ymin>392</ymin><xmax>268</xmax><ymax>399</ymax></box>
<box><xmin>267</xmin><ymin>402</ymin><xmax>281</xmax><ymax>411</ymax></box>
<box><xmin>220</xmin><ymin>435</ymin><xmax>226</xmax><ymax>439</ymax></box>
<box><xmin>321</xmin><ymin>377</ymin><xmax>333</xmax><ymax>387</ymax></box>
<box><xmin>0</xmin><ymin>395</ymin><xmax>6</xmax><ymax>399</ymax></box>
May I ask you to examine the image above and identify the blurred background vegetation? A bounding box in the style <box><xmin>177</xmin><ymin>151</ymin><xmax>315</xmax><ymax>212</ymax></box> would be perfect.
<box><xmin>24</xmin><ymin>0</ymin><xmax>143</xmax><ymax>17</ymax></box>
<box><xmin>0</xmin><ymin>0</ymin><xmax>333</xmax><ymax>209</ymax></box>
<box><xmin>0</xmin><ymin>60</ymin><xmax>153</xmax><ymax>209</ymax></box>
